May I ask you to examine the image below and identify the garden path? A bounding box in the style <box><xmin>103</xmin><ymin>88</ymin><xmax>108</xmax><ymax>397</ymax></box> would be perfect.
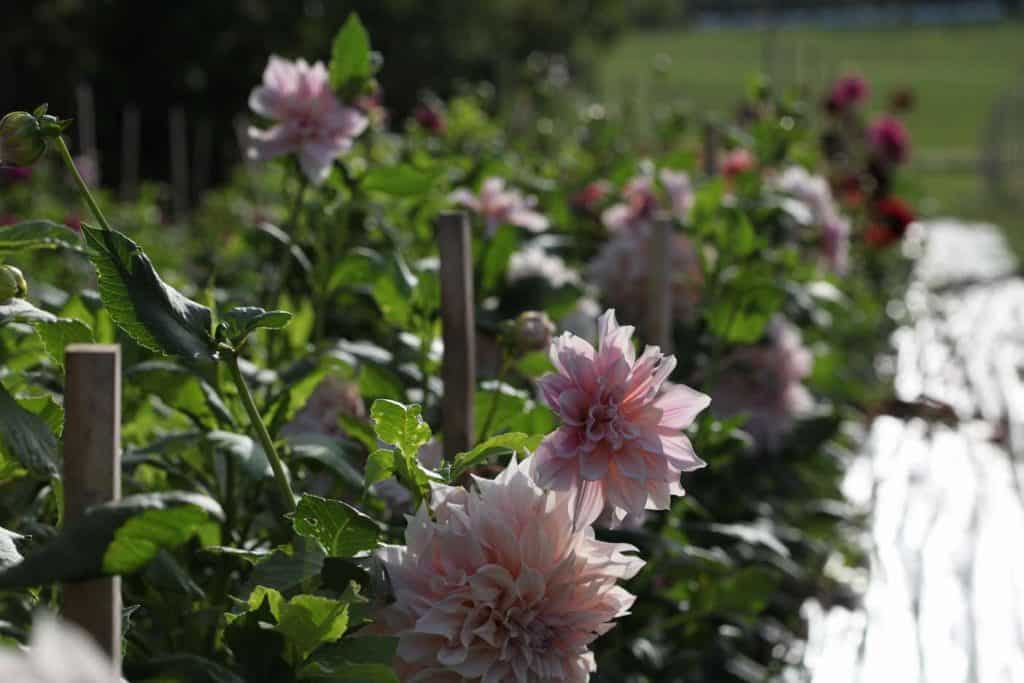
<box><xmin>803</xmin><ymin>219</ymin><xmax>1024</xmax><ymax>683</ymax></box>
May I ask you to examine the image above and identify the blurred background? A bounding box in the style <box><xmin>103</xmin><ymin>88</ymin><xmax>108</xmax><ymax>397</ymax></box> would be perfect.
<box><xmin>4</xmin><ymin>1</ymin><xmax>1023</xmax><ymax>249</ymax></box>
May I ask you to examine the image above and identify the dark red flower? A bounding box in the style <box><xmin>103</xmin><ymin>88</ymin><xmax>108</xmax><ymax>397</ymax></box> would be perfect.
<box><xmin>568</xmin><ymin>180</ymin><xmax>610</xmax><ymax>215</ymax></box>
<box><xmin>0</xmin><ymin>213</ymin><xmax>18</xmax><ymax>226</ymax></box>
<box><xmin>865</xmin><ymin>196</ymin><xmax>915</xmax><ymax>248</ymax></box>
<box><xmin>1</xmin><ymin>165</ymin><xmax>33</xmax><ymax>183</ymax></box>
<box><xmin>825</xmin><ymin>74</ymin><xmax>869</xmax><ymax>114</ymax></box>
<box><xmin>413</xmin><ymin>103</ymin><xmax>446</xmax><ymax>135</ymax></box>
<box><xmin>63</xmin><ymin>213</ymin><xmax>82</xmax><ymax>233</ymax></box>
<box><xmin>869</xmin><ymin>115</ymin><xmax>910</xmax><ymax>165</ymax></box>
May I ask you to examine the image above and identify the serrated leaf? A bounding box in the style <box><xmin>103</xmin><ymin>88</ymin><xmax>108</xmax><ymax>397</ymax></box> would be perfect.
<box><xmin>81</xmin><ymin>224</ymin><xmax>216</xmax><ymax>361</ymax></box>
<box><xmin>363</xmin><ymin>448</ymin><xmax>394</xmax><ymax>488</ymax></box>
<box><xmin>329</xmin><ymin>13</ymin><xmax>372</xmax><ymax>93</ymax></box>
<box><xmin>303</xmin><ymin>636</ymin><xmax>398</xmax><ymax>681</ymax></box>
<box><xmin>220</xmin><ymin>306</ymin><xmax>292</xmax><ymax>345</ymax></box>
<box><xmin>127</xmin><ymin>654</ymin><xmax>245</xmax><ymax>683</ymax></box>
<box><xmin>0</xmin><ymin>298</ymin><xmax>58</xmax><ymax>326</ymax></box>
<box><xmin>248</xmin><ymin>539</ymin><xmax>325</xmax><ymax>593</ymax></box>
<box><xmin>451</xmin><ymin>432</ymin><xmax>543</xmax><ymax>479</ymax></box>
<box><xmin>277</xmin><ymin>594</ymin><xmax>350</xmax><ymax>662</ymax></box>
<box><xmin>0</xmin><ymin>383</ymin><xmax>59</xmax><ymax>479</ymax></box>
<box><xmin>0</xmin><ymin>220</ymin><xmax>82</xmax><ymax>254</ymax></box>
<box><xmin>0</xmin><ymin>492</ymin><xmax>223</xmax><ymax>588</ymax></box>
<box><xmin>370</xmin><ymin>400</ymin><xmax>431</xmax><ymax>459</ymax></box>
<box><xmin>32</xmin><ymin>318</ymin><xmax>94</xmax><ymax>370</ymax></box>
<box><xmin>293</xmin><ymin>494</ymin><xmax>379</xmax><ymax>558</ymax></box>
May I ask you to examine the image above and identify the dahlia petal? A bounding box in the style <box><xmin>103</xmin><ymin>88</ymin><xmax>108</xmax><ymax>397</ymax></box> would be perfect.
<box><xmin>615</xmin><ymin>447</ymin><xmax>647</xmax><ymax>480</ymax></box>
<box><xmin>507</xmin><ymin>208</ymin><xmax>550</xmax><ymax>233</ymax></box>
<box><xmin>654</xmin><ymin>383</ymin><xmax>711</xmax><ymax>429</ymax></box>
<box><xmin>657</xmin><ymin>433</ymin><xmax>707</xmax><ymax>472</ymax></box>
<box><xmin>579</xmin><ymin>446</ymin><xmax>611</xmax><ymax>481</ymax></box>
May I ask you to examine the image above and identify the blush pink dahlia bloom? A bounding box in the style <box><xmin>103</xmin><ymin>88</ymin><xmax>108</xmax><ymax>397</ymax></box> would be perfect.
<box><xmin>374</xmin><ymin>457</ymin><xmax>643</xmax><ymax>682</ymax></box>
<box><xmin>532</xmin><ymin>310</ymin><xmax>710</xmax><ymax>525</ymax></box>
<box><xmin>247</xmin><ymin>56</ymin><xmax>368</xmax><ymax>184</ymax></box>
<box><xmin>772</xmin><ymin>166</ymin><xmax>851</xmax><ymax>274</ymax></box>
<box><xmin>600</xmin><ymin>169</ymin><xmax>693</xmax><ymax>232</ymax></box>
<box><xmin>450</xmin><ymin>177</ymin><xmax>549</xmax><ymax>235</ymax></box>
<box><xmin>710</xmin><ymin>316</ymin><xmax>814</xmax><ymax>452</ymax></box>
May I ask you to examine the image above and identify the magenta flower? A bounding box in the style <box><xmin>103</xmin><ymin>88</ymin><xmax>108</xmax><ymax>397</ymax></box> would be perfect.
<box><xmin>869</xmin><ymin>115</ymin><xmax>910</xmax><ymax>165</ymax></box>
<box><xmin>710</xmin><ymin>317</ymin><xmax>814</xmax><ymax>451</ymax></box>
<box><xmin>450</xmin><ymin>177</ymin><xmax>549</xmax><ymax>234</ymax></box>
<box><xmin>532</xmin><ymin>310</ymin><xmax>710</xmax><ymax>525</ymax></box>
<box><xmin>825</xmin><ymin>74</ymin><xmax>869</xmax><ymax>113</ymax></box>
<box><xmin>246</xmin><ymin>56</ymin><xmax>368</xmax><ymax>184</ymax></box>
<box><xmin>374</xmin><ymin>457</ymin><xmax>643</xmax><ymax>682</ymax></box>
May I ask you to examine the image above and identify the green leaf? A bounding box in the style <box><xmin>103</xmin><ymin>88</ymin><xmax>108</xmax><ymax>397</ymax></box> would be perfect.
<box><xmin>0</xmin><ymin>492</ymin><xmax>223</xmax><ymax>588</ymax></box>
<box><xmin>81</xmin><ymin>224</ymin><xmax>217</xmax><ymax>361</ymax></box>
<box><xmin>303</xmin><ymin>637</ymin><xmax>398</xmax><ymax>681</ymax></box>
<box><xmin>127</xmin><ymin>361</ymin><xmax>234</xmax><ymax>428</ymax></box>
<box><xmin>249</xmin><ymin>539</ymin><xmax>325</xmax><ymax>593</ymax></box>
<box><xmin>705</xmin><ymin>273</ymin><xmax>783</xmax><ymax>344</ymax></box>
<box><xmin>293</xmin><ymin>494</ymin><xmax>379</xmax><ymax>558</ymax></box>
<box><xmin>0</xmin><ymin>383</ymin><xmax>59</xmax><ymax>479</ymax></box>
<box><xmin>329</xmin><ymin>13</ymin><xmax>372</xmax><ymax>93</ymax></box>
<box><xmin>479</xmin><ymin>224</ymin><xmax>519</xmax><ymax>295</ymax></box>
<box><xmin>205</xmin><ymin>430</ymin><xmax>272</xmax><ymax>479</ymax></box>
<box><xmin>0</xmin><ymin>220</ymin><xmax>82</xmax><ymax>254</ymax></box>
<box><xmin>370</xmin><ymin>400</ymin><xmax>431</xmax><ymax>459</ymax></box>
<box><xmin>363</xmin><ymin>448</ymin><xmax>395</xmax><ymax>488</ymax></box>
<box><xmin>277</xmin><ymin>594</ymin><xmax>350</xmax><ymax>662</ymax></box>
<box><xmin>286</xmin><ymin>433</ymin><xmax>365</xmax><ymax>491</ymax></box>
<box><xmin>33</xmin><ymin>318</ymin><xmax>94</xmax><ymax>370</ymax></box>
<box><xmin>361</xmin><ymin>165</ymin><xmax>436</xmax><ymax>197</ymax></box>
<box><xmin>219</xmin><ymin>306</ymin><xmax>292</xmax><ymax>345</ymax></box>
<box><xmin>0</xmin><ymin>298</ymin><xmax>57</xmax><ymax>326</ymax></box>
<box><xmin>451</xmin><ymin>432</ymin><xmax>543</xmax><ymax>479</ymax></box>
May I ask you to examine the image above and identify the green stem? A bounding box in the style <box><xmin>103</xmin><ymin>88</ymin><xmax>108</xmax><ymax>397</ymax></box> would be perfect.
<box><xmin>478</xmin><ymin>355</ymin><xmax>510</xmax><ymax>442</ymax></box>
<box><xmin>54</xmin><ymin>136</ymin><xmax>113</xmax><ymax>232</ymax></box>
<box><xmin>226</xmin><ymin>350</ymin><xmax>296</xmax><ymax>513</ymax></box>
<box><xmin>270</xmin><ymin>176</ymin><xmax>309</xmax><ymax>306</ymax></box>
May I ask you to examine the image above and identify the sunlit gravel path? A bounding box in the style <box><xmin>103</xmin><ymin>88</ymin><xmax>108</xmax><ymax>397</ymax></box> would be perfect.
<box><xmin>803</xmin><ymin>219</ymin><xmax>1024</xmax><ymax>683</ymax></box>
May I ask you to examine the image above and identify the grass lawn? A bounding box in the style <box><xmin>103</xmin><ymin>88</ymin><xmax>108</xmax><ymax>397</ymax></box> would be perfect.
<box><xmin>599</xmin><ymin>21</ymin><xmax>1024</xmax><ymax>250</ymax></box>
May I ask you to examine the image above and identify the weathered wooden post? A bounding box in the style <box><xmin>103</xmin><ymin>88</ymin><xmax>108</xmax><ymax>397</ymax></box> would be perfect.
<box><xmin>169</xmin><ymin>107</ymin><xmax>189</xmax><ymax>221</ymax></box>
<box><xmin>437</xmin><ymin>211</ymin><xmax>476</xmax><ymax>458</ymax></box>
<box><xmin>120</xmin><ymin>105</ymin><xmax>140</xmax><ymax>201</ymax></box>
<box><xmin>647</xmin><ymin>214</ymin><xmax>673</xmax><ymax>353</ymax></box>
<box><xmin>63</xmin><ymin>344</ymin><xmax>122</xmax><ymax>673</ymax></box>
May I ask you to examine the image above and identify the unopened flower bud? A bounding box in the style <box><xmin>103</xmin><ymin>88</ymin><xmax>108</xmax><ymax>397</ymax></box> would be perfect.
<box><xmin>509</xmin><ymin>311</ymin><xmax>555</xmax><ymax>353</ymax></box>
<box><xmin>0</xmin><ymin>265</ymin><xmax>28</xmax><ymax>301</ymax></box>
<box><xmin>0</xmin><ymin>105</ymin><xmax>70</xmax><ymax>168</ymax></box>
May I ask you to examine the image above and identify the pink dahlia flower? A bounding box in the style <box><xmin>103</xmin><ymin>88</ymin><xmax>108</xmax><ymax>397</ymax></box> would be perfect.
<box><xmin>374</xmin><ymin>457</ymin><xmax>643</xmax><ymax>682</ymax></box>
<box><xmin>0</xmin><ymin>614</ymin><xmax>119</xmax><ymax>682</ymax></box>
<box><xmin>825</xmin><ymin>74</ymin><xmax>869</xmax><ymax>114</ymax></box>
<box><xmin>710</xmin><ymin>316</ymin><xmax>814</xmax><ymax>452</ymax></box>
<box><xmin>600</xmin><ymin>169</ymin><xmax>692</xmax><ymax>232</ymax></box>
<box><xmin>450</xmin><ymin>177</ymin><xmax>549</xmax><ymax>234</ymax></box>
<box><xmin>588</xmin><ymin>226</ymin><xmax>704</xmax><ymax>326</ymax></box>
<box><xmin>246</xmin><ymin>56</ymin><xmax>368</xmax><ymax>184</ymax></box>
<box><xmin>532</xmin><ymin>310</ymin><xmax>710</xmax><ymax>525</ymax></box>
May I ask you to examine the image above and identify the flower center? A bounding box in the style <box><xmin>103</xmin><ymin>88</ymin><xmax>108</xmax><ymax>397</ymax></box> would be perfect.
<box><xmin>585</xmin><ymin>393</ymin><xmax>631</xmax><ymax>450</ymax></box>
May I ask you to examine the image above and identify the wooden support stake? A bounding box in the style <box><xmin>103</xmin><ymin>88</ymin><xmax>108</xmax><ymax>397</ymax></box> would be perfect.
<box><xmin>169</xmin><ymin>107</ymin><xmax>189</xmax><ymax>221</ymax></box>
<box><xmin>76</xmin><ymin>82</ymin><xmax>100</xmax><ymax>185</ymax></box>
<box><xmin>702</xmin><ymin>122</ymin><xmax>719</xmax><ymax>178</ymax></box>
<box><xmin>63</xmin><ymin>344</ymin><xmax>122</xmax><ymax>672</ymax></box>
<box><xmin>120</xmin><ymin>105</ymin><xmax>140</xmax><ymax>201</ymax></box>
<box><xmin>647</xmin><ymin>215</ymin><xmax>673</xmax><ymax>354</ymax></box>
<box><xmin>437</xmin><ymin>211</ymin><xmax>476</xmax><ymax>458</ymax></box>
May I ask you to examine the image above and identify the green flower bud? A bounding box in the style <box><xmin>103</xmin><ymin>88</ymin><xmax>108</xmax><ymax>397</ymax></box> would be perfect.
<box><xmin>503</xmin><ymin>311</ymin><xmax>555</xmax><ymax>354</ymax></box>
<box><xmin>0</xmin><ymin>265</ymin><xmax>28</xmax><ymax>302</ymax></box>
<box><xmin>0</xmin><ymin>105</ymin><xmax>71</xmax><ymax>167</ymax></box>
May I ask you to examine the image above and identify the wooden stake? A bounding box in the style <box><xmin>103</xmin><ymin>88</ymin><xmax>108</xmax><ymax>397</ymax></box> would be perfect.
<box><xmin>647</xmin><ymin>214</ymin><xmax>673</xmax><ymax>353</ymax></box>
<box><xmin>169</xmin><ymin>107</ymin><xmax>189</xmax><ymax>221</ymax></box>
<box><xmin>120</xmin><ymin>105</ymin><xmax>140</xmax><ymax>201</ymax></box>
<box><xmin>63</xmin><ymin>344</ymin><xmax>122</xmax><ymax>672</ymax></box>
<box><xmin>437</xmin><ymin>211</ymin><xmax>476</xmax><ymax>458</ymax></box>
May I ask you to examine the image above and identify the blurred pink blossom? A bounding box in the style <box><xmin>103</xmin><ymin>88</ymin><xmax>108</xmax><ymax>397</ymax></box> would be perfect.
<box><xmin>450</xmin><ymin>177</ymin><xmax>549</xmax><ymax>234</ymax></box>
<box><xmin>588</xmin><ymin>225</ymin><xmax>704</xmax><ymax>325</ymax></box>
<box><xmin>246</xmin><ymin>56</ymin><xmax>368</xmax><ymax>184</ymax></box>
<box><xmin>710</xmin><ymin>317</ymin><xmax>814</xmax><ymax>452</ymax></box>
<box><xmin>772</xmin><ymin>166</ymin><xmax>850</xmax><ymax>273</ymax></box>
<box><xmin>869</xmin><ymin>115</ymin><xmax>910</xmax><ymax>165</ymax></box>
<box><xmin>374</xmin><ymin>456</ymin><xmax>643</xmax><ymax>682</ymax></box>
<box><xmin>721</xmin><ymin>148</ymin><xmax>756</xmax><ymax>179</ymax></box>
<box><xmin>0</xmin><ymin>614</ymin><xmax>119</xmax><ymax>682</ymax></box>
<box><xmin>532</xmin><ymin>310</ymin><xmax>709</xmax><ymax>526</ymax></box>
<box><xmin>825</xmin><ymin>74</ymin><xmax>870</xmax><ymax>113</ymax></box>
<box><xmin>601</xmin><ymin>169</ymin><xmax>693</xmax><ymax>232</ymax></box>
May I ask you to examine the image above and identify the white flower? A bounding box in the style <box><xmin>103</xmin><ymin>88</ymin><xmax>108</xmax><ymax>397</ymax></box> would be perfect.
<box><xmin>0</xmin><ymin>615</ymin><xmax>120</xmax><ymax>683</ymax></box>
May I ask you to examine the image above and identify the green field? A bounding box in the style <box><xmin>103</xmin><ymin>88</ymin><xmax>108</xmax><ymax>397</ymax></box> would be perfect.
<box><xmin>600</xmin><ymin>21</ymin><xmax>1024</xmax><ymax>247</ymax></box>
